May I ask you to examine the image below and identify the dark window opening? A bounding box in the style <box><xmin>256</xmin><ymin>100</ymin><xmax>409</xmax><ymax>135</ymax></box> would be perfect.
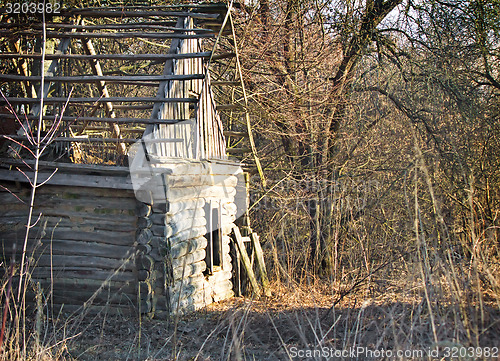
<box><xmin>204</xmin><ymin>201</ymin><xmax>222</xmax><ymax>275</ymax></box>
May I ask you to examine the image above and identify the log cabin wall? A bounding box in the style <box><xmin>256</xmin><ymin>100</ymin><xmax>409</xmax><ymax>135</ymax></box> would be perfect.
<box><xmin>133</xmin><ymin>159</ymin><xmax>240</xmax><ymax>316</ymax></box>
<box><xmin>0</xmin><ymin>178</ymin><xmax>138</xmax><ymax>314</ymax></box>
<box><xmin>0</xmin><ymin>4</ymin><xmax>262</xmax><ymax>316</ymax></box>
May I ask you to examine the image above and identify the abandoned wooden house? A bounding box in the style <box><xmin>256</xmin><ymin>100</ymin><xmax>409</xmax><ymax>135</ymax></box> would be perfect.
<box><xmin>0</xmin><ymin>3</ymin><xmax>269</xmax><ymax>316</ymax></box>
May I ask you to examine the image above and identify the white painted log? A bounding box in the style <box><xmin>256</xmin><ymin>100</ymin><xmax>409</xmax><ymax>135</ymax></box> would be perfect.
<box><xmin>166</xmin><ymin>216</ymin><xmax>206</xmax><ymax>238</ymax></box>
<box><xmin>167</xmin><ymin>198</ymin><xmax>204</xmax><ymax>214</ymax></box>
<box><xmin>170</xmin><ymin>236</ymin><xmax>207</xmax><ymax>259</ymax></box>
<box><xmin>165</xmin><ymin>174</ymin><xmax>238</xmax><ymax>188</ymax></box>
<box><xmin>171</xmin><ymin>249</ymin><xmax>205</xmax><ymax>270</ymax></box>
<box><xmin>166</xmin><ymin>207</ymin><xmax>205</xmax><ymax>225</ymax></box>
<box><xmin>212</xmin><ymin>288</ymin><xmax>234</xmax><ymax>302</ymax></box>
<box><xmin>169</xmin><ymin>273</ymin><xmax>205</xmax><ymax>294</ymax></box>
<box><xmin>206</xmin><ymin>270</ymin><xmax>232</xmax><ymax>286</ymax></box>
<box><xmin>222</xmin><ymin>202</ymin><xmax>237</xmax><ymax>215</ymax></box>
<box><xmin>170</xmin><ymin>290</ymin><xmax>209</xmax><ymax>315</ymax></box>
<box><xmin>168</xmin><ymin>226</ymin><xmax>207</xmax><ymax>244</ymax></box>
<box><xmin>172</xmin><ymin>260</ymin><xmax>205</xmax><ymax>280</ymax></box>
<box><xmin>150</xmin><ymin>185</ymin><xmax>236</xmax><ymax>203</ymax></box>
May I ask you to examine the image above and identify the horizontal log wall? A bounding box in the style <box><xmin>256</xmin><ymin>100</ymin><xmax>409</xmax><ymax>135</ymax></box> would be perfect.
<box><xmin>0</xmin><ymin>182</ymin><xmax>138</xmax><ymax>312</ymax></box>
<box><xmin>134</xmin><ymin>161</ymin><xmax>240</xmax><ymax>316</ymax></box>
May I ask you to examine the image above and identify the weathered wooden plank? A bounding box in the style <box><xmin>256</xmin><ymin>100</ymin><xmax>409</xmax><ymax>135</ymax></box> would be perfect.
<box><xmin>32</xmin><ymin>277</ymin><xmax>136</xmax><ymax>293</ymax></box>
<box><xmin>29</xmin><ymin>289</ymin><xmax>137</xmax><ymax>307</ymax></box>
<box><xmin>2</xmin><ymin>240</ymin><xmax>135</xmax><ymax>259</ymax></box>
<box><xmin>0</xmin><ymin>114</ymin><xmax>192</xmax><ymax>125</ymax></box>
<box><xmin>30</xmin><ymin>268</ymin><xmax>136</xmax><ymax>282</ymax></box>
<box><xmin>251</xmin><ymin>232</ymin><xmax>271</xmax><ymax>297</ymax></box>
<box><xmin>0</xmin><ymin>169</ymin><xmax>133</xmax><ymax>190</ymax></box>
<box><xmin>0</xmin><ymin>217</ymin><xmax>136</xmax><ymax>233</ymax></box>
<box><xmin>1</xmin><ymin>228</ymin><xmax>135</xmax><ymax>246</ymax></box>
<box><xmin>0</xmin><ymin>51</ymin><xmax>212</xmax><ymax>61</ymax></box>
<box><xmin>36</xmin><ymin>255</ymin><xmax>135</xmax><ymax>271</ymax></box>
<box><xmin>49</xmin><ymin>303</ymin><xmax>134</xmax><ymax>316</ymax></box>
<box><xmin>33</xmin><ymin>185</ymin><xmax>136</xmax><ymax>198</ymax></box>
<box><xmin>8</xmin><ymin>135</ymin><xmax>181</xmax><ymax>144</ymax></box>
<box><xmin>232</xmin><ymin>226</ymin><xmax>261</xmax><ymax>296</ymax></box>
<box><xmin>60</xmin><ymin>10</ymin><xmax>220</xmax><ymax>20</ymax></box>
<box><xmin>2</xmin><ymin>96</ymin><xmax>199</xmax><ymax>104</ymax></box>
<box><xmin>1</xmin><ymin>206</ymin><xmax>136</xmax><ymax>220</ymax></box>
<box><xmin>0</xmin><ymin>74</ymin><xmax>205</xmax><ymax>83</ymax></box>
<box><xmin>5</xmin><ymin>30</ymin><xmax>215</xmax><ymax>40</ymax></box>
<box><xmin>1</xmin><ymin>158</ymin><xmax>131</xmax><ymax>176</ymax></box>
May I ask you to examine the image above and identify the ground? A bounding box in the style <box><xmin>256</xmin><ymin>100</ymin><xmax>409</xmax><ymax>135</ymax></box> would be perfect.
<box><xmin>31</xmin><ymin>280</ymin><xmax>500</xmax><ymax>361</ymax></box>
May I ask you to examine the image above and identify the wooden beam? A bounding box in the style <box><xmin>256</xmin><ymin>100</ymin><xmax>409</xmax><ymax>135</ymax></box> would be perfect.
<box><xmin>33</xmin><ymin>24</ymin><xmax>216</xmax><ymax>32</ymax></box>
<box><xmin>60</xmin><ymin>10</ymin><xmax>220</xmax><ymax>20</ymax></box>
<box><xmin>251</xmin><ymin>232</ymin><xmax>271</xmax><ymax>297</ymax></box>
<box><xmin>81</xmin><ymin>36</ymin><xmax>125</xmax><ymax>154</ymax></box>
<box><xmin>0</xmin><ymin>168</ymin><xmax>134</xmax><ymax>190</ymax></box>
<box><xmin>0</xmin><ymin>158</ymin><xmax>131</xmax><ymax>175</ymax></box>
<box><xmin>70</xmin><ymin>4</ymin><xmax>229</xmax><ymax>11</ymax></box>
<box><xmin>146</xmin><ymin>16</ymin><xmax>185</xmax><ymax>134</ymax></box>
<box><xmin>0</xmin><ymin>74</ymin><xmax>205</xmax><ymax>83</ymax></box>
<box><xmin>0</xmin><ymin>52</ymin><xmax>212</xmax><ymax>61</ymax></box>
<box><xmin>0</xmin><ymin>114</ymin><xmax>191</xmax><ymax>124</ymax></box>
<box><xmin>2</xmin><ymin>97</ymin><xmax>198</xmax><ymax>104</ymax></box>
<box><xmin>3</xmin><ymin>30</ymin><xmax>216</xmax><ymax>40</ymax></box>
<box><xmin>232</xmin><ymin>226</ymin><xmax>262</xmax><ymax>296</ymax></box>
<box><xmin>7</xmin><ymin>135</ymin><xmax>183</xmax><ymax>144</ymax></box>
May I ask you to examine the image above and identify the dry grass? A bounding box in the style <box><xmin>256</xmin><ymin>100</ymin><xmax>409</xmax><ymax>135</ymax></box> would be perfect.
<box><xmin>0</xmin><ymin>261</ymin><xmax>498</xmax><ymax>361</ymax></box>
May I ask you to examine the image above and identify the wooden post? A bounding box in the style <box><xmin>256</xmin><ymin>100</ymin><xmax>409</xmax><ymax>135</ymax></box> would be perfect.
<box><xmin>232</xmin><ymin>225</ymin><xmax>261</xmax><ymax>296</ymax></box>
<box><xmin>251</xmin><ymin>232</ymin><xmax>271</xmax><ymax>297</ymax></box>
<box><xmin>82</xmin><ymin>31</ymin><xmax>127</xmax><ymax>155</ymax></box>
